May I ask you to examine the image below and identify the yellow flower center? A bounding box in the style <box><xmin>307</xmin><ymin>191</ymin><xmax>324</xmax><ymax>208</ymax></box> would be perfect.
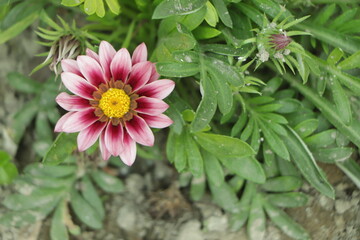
<box><xmin>99</xmin><ymin>88</ymin><xmax>130</xmax><ymax>118</ymax></box>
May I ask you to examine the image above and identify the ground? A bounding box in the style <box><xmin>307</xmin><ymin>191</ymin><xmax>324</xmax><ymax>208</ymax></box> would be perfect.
<box><xmin>0</xmin><ymin>30</ymin><xmax>359</xmax><ymax>240</ymax></box>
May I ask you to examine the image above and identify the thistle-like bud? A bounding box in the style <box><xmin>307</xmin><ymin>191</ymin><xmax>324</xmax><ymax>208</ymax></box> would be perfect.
<box><xmin>269</xmin><ymin>34</ymin><xmax>292</xmax><ymax>51</ymax></box>
<box><xmin>46</xmin><ymin>35</ymin><xmax>81</xmax><ymax>75</ymax></box>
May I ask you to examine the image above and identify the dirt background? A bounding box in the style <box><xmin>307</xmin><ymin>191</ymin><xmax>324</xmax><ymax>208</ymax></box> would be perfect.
<box><xmin>0</xmin><ymin>30</ymin><xmax>359</xmax><ymax>240</ymax></box>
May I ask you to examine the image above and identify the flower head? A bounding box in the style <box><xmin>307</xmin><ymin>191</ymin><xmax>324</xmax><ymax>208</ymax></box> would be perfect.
<box><xmin>269</xmin><ymin>33</ymin><xmax>292</xmax><ymax>51</ymax></box>
<box><xmin>55</xmin><ymin>41</ymin><xmax>175</xmax><ymax>166</ymax></box>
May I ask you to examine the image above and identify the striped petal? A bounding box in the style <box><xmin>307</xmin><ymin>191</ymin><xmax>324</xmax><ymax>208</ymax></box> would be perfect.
<box><xmin>77</xmin><ymin>55</ymin><xmax>106</xmax><ymax>86</ymax></box>
<box><xmin>61</xmin><ymin>59</ymin><xmax>82</xmax><ymax>77</ymax></box>
<box><xmin>140</xmin><ymin>114</ymin><xmax>173</xmax><ymax>128</ymax></box>
<box><xmin>119</xmin><ymin>131</ymin><xmax>136</xmax><ymax>166</ymax></box>
<box><xmin>135</xmin><ymin>97</ymin><xmax>169</xmax><ymax>116</ymax></box>
<box><xmin>99</xmin><ymin>41</ymin><xmax>116</xmax><ymax>80</ymax></box>
<box><xmin>58</xmin><ymin>109</ymin><xmax>99</xmax><ymax>133</ymax></box>
<box><xmin>86</xmin><ymin>48</ymin><xmax>100</xmax><ymax>62</ymax></box>
<box><xmin>61</xmin><ymin>72</ymin><xmax>97</xmax><ymax>100</ymax></box>
<box><xmin>137</xmin><ymin>80</ymin><xmax>175</xmax><ymax>99</ymax></box>
<box><xmin>110</xmin><ymin>48</ymin><xmax>132</xmax><ymax>82</ymax></box>
<box><xmin>54</xmin><ymin>112</ymin><xmax>75</xmax><ymax>132</ymax></box>
<box><xmin>100</xmin><ymin>131</ymin><xmax>111</xmax><ymax>161</ymax></box>
<box><xmin>125</xmin><ymin>115</ymin><xmax>154</xmax><ymax>146</ymax></box>
<box><xmin>126</xmin><ymin>61</ymin><xmax>152</xmax><ymax>92</ymax></box>
<box><xmin>104</xmin><ymin>122</ymin><xmax>124</xmax><ymax>156</ymax></box>
<box><xmin>132</xmin><ymin>43</ymin><xmax>147</xmax><ymax>65</ymax></box>
<box><xmin>148</xmin><ymin>63</ymin><xmax>160</xmax><ymax>83</ymax></box>
<box><xmin>56</xmin><ymin>92</ymin><xmax>90</xmax><ymax>111</ymax></box>
<box><xmin>77</xmin><ymin>121</ymin><xmax>107</xmax><ymax>151</ymax></box>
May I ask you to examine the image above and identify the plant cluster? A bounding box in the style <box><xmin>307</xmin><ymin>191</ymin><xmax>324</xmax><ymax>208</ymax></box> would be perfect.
<box><xmin>0</xmin><ymin>0</ymin><xmax>359</xmax><ymax>240</ymax></box>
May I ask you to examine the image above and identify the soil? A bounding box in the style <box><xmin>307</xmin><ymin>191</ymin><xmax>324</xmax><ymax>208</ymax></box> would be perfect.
<box><xmin>0</xmin><ymin>30</ymin><xmax>359</xmax><ymax>240</ymax></box>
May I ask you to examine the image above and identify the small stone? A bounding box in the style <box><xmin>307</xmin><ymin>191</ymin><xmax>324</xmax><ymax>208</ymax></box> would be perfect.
<box><xmin>335</xmin><ymin>200</ymin><xmax>352</xmax><ymax>214</ymax></box>
<box><xmin>176</xmin><ymin>220</ymin><xmax>204</xmax><ymax>240</ymax></box>
<box><xmin>319</xmin><ymin>195</ymin><xmax>334</xmax><ymax>211</ymax></box>
<box><xmin>205</xmin><ymin>215</ymin><xmax>228</xmax><ymax>232</ymax></box>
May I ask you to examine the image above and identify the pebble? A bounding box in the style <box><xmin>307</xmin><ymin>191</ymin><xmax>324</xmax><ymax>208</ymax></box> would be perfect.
<box><xmin>319</xmin><ymin>195</ymin><xmax>334</xmax><ymax>211</ymax></box>
<box><xmin>335</xmin><ymin>200</ymin><xmax>352</xmax><ymax>214</ymax></box>
<box><xmin>176</xmin><ymin>220</ymin><xmax>204</xmax><ymax>240</ymax></box>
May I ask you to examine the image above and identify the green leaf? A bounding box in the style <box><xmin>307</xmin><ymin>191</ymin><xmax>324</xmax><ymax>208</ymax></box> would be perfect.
<box><xmin>191</xmin><ymin>76</ymin><xmax>217</xmax><ymax>132</ymax></box>
<box><xmin>194</xmin><ymin>132</ymin><xmax>255</xmax><ymax>158</ymax></box>
<box><xmin>105</xmin><ymin>0</ymin><xmax>120</xmax><ymax>14</ymax></box>
<box><xmin>204</xmin><ymin>1</ymin><xmax>218</xmax><ymax>27</ymax></box>
<box><xmin>61</xmin><ymin>0</ymin><xmax>84</xmax><ymax>7</ymax></box>
<box><xmin>220</xmin><ymin>156</ymin><xmax>266</xmax><ymax>184</ymax></box>
<box><xmin>336</xmin><ymin>159</ymin><xmax>360</xmax><ymax>189</ymax></box>
<box><xmin>173</xmin><ymin>131</ymin><xmax>188</xmax><ymax>171</ymax></box>
<box><xmin>211</xmin><ymin>0</ymin><xmax>232</xmax><ymax>28</ymax></box>
<box><xmin>50</xmin><ymin>200</ymin><xmax>69</xmax><ymax>240</ymax></box>
<box><xmin>201</xmin><ymin>44</ymin><xmax>247</xmax><ymax>56</ymax></box>
<box><xmin>259</xmin><ymin>121</ymin><xmax>290</xmax><ymax>161</ymax></box>
<box><xmin>275</xmin><ymin>98</ymin><xmax>302</xmax><ymax>114</ymax></box>
<box><xmin>190</xmin><ymin>175</ymin><xmax>206</xmax><ymax>201</ymax></box>
<box><xmin>313</xmin><ymin>147</ymin><xmax>353</xmax><ymax>164</ymax></box>
<box><xmin>3</xmin><ymin>188</ymin><xmax>62</xmax><ymax>211</ymax></box>
<box><xmin>261</xmin><ymin>176</ymin><xmax>302</xmax><ymax>192</ymax></box>
<box><xmin>247</xmin><ymin>194</ymin><xmax>266</xmax><ymax>240</ymax></box>
<box><xmin>156</xmin><ymin>62</ymin><xmax>199</xmax><ymax>77</ymax></box>
<box><xmin>185</xmin><ymin>131</ymin><xmax>204</xmax><ymax>177</ymax></box>
<box><xmin>0</xmin><ymin>151</ymin><xmax>18</xmax><ymax>185</ymax></box>
<box><xmin>264</xmin><ymin>202</ymin><xmax>310</xmax><ymax>240</ymax></box>
<box><xmin>43</xmin><ymin>133</ymin><xmax>77</xmax><ymax>165</ymax></box>
<box><xmin>293</xmin><ymin>119</ymin><xmax>319</xmax><ymax>138</ymax></box>
<box><xmin>229</xmin><ymin>182</ymin><xmax>256</xmax><ymax>231</ymax></box>
<box><xmin>193</xmin><ymin>26</ymin><xmax>221</xmax><ymax>39</ymax></box>
<box><xmin>267</xmin><ymin>192</ymin><xmax>308</xmax><ymax>208</ymax></box>
<box><xmin>284</xmin><ymin>127</ymin><xmax>335</xmax><ymax>199</ymax></box>
<box><xmin>327</xmin><ymin>48</ymin><xmax>343</xmax><ymax>65</ymax></box>
<box><xmin>11</xmin><ymin>98</ymin><xmax>39</xmax><ymax>143</ymax></box>
<box><xmin>95</xmin><ymin>0</ymin><xmax>105</xmax><ymax>17</ymax></box>
<box><xmin>304</xmin><ymin>129</ymin><xmax>337</xmax><ymax>149</ymax></box>
<box><xmin>203</xmin><ymin>150</ymin><xmax>224</xmax><ymax>187</ymax></box>
<box><xmin>329</xmin><ymin>77</ymin><xmax>352</xmax><ymax>125</ymax></box>
<box><xmin>84</xmin><ymin>0</ymin><xmax>97</xmax><ymax>15</ymax></box>
<box><xmin>7</xmin><ymin>72</ymin><xmax>41</xmax><ymax>93</ymax></box>
<box><xmin>81</xmin><ymin>175</ymin><xmax>105</xmax><ymax>219</ymax></box>
<box><xmin>338</xmin><ymin>50</ymin><xmax>360</xmax><ymax>70</ymax></box>
<box><xmin>297</xmin><ymin>23</ymin><xmax>360</xmax><ymax>54</ymax></box>
<box><xmin>205</xmin><ymin>56</ymin><xmax>244</xmax><ymax>86</ymax></box>
<box><xmin>70</xmin><ymin>187</ymin><xmax>102</xmax><ymax>229</ymax></box>
<box><xmin>231</xmin><ymin>113</ymin><xmax>247</xmax><ymax>137</ymax></box>
<box><xmin>91</xmin><ymin>170</ymin><xmax>124</xmax><ymax>193</ymax></box>
<box><xmin>152</xmin><ymin>0</ymin><xmax>207</xmax><ymax>19</ymax></box>
<box><xmin>209</xmin><ymin>181</ymin><xmax>238</xmax><ymax>213</ymax></box>
<box><xmin>208</xmin><ymin>70</ymin><xmax>233</xmax><ymax>115</ymax></box>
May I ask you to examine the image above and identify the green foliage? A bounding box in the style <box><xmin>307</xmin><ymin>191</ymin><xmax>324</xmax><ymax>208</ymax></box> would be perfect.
<box><xmin>0</xmin><ymin>151</ymin><xmax>18</xmax><ymax>185</ymax></box>
<box><xmin>61</xmin><ymin>0</ymin><xmax>120</xmax><ymax>17</ymax></box>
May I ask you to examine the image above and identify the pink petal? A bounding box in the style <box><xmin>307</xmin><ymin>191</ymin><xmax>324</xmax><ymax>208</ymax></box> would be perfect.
<box><xmin>132</xmin><ymin>43</ymin><xmax>147</xmax><ymax>65</ymax></box>
<box><xmin>61</xmin><ymin>72</ymin><xmax>97</xmax><ymax>100</ymax></box>
<box><xmin>104</xmin><ymin>122</ymin><xmax>124</xmax><ymax>156</ymax></box>
<box><xmin>59</xmin><ymin>108</ymin><xmax>99</xmax><ymax>133</ymax></box>
<box><xmin>125</xmin><ymin>115</ymin><xmax>154</xmax><ymax>146</ymax></box>
<box><xmin>61</xmin><ymin>59</ymin><xmax>83</xmax><ymax>77</ymax></box>
<box><xmin>135</xmin><ymin>97</ymin><xmax>169</xmax><ymax>116</ymax></box>
<box><xmin>148</xmin><ymin>63</ymin><xmax>160</xmax><ymax>83</ymax></box>
<box><xmin>126</xmin><ymin>61</ymin><xmax>152</xmax><ymax>92</ymax></box>
<box><xmin>77</xmin><ymin>121</ymin><xmax>106</xmax><ymax>151</ymax></box>
<box><xmin>56</xmin><ymin>92</ymin><xmax>90</xmax><ymax>111</ymax></box>
<box><xmin>110</xmin><ymin>48</ymin><xmax>132</xmax><ymax>82</ymax></box>
<box><xmin>86</xmin><ymin>48</ymin><xmax>100</xmax><ymax>62</ymax></box>
<box><xmin>100</xmin><ymin>131</ymin><xmax>111</xmax><ymax>161</ymax></box>
<box><xmin>77</xmin><ymin>56</ymin><xmax>106</xmax><ymax>86</ymax></box>
<box><xmin>140</xmin><ymin>114</ymin><xmax>173</xmax><ymax>128</ymax></box>
<box><xmin>137</xmin><ymin>80</ymin><xmax>175</xmax><ymax>99</ymax></box>
<box><xmin>99</xmin><ymin>41</ymin><xmax>116</xmax><ymax>80</ymax></box>
<box><xmin>54</xmin><ymin>112</ymin><xmax>75</xmax><ymax>132</ymax></box>
<box><xmin>119</xmin><ymin>131</ymin><xmax>136</xmax><ymax>166</ymax></box>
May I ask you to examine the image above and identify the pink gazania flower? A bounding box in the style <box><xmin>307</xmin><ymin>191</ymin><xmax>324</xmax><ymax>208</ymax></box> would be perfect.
<box><xmin>55</xmin><ymin>41</ymin><xmax>175</xmax><ymax>166</ymax></box>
